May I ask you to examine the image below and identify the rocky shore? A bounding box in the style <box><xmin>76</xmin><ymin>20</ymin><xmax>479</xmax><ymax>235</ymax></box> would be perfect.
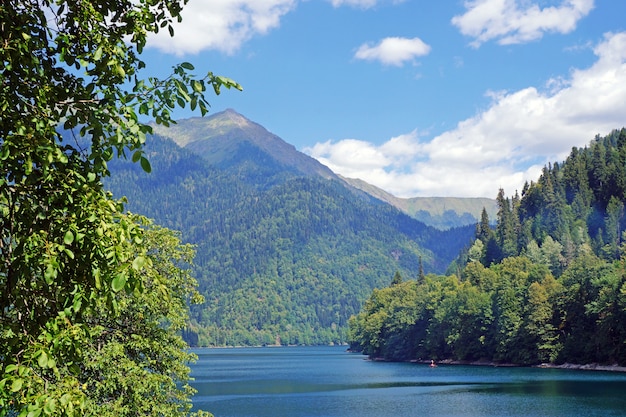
<box><xmin>535</xmin><ymin>363</ymin><xmax>626</xmax><ymax>372</ymax></box>
<box><xmin>408</xmin><ymin>358</ymin><xmax>626</xmax><ymax>372</ymax></box>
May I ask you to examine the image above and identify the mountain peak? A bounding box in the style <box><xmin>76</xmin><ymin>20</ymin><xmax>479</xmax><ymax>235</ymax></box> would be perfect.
<box><xmin>150</xmin><ymin>109</ymin><xmax>338</xmax><ymax>184</ymax></box>
<box><xmin>213</xmin><ymin>108</ymin><xmax>252</xmax><ymax>129</ymax></box>
<box><xmin>150</xmin><ymin>109</ymin><xmax>254</xmax><ymax>147</ymax></box>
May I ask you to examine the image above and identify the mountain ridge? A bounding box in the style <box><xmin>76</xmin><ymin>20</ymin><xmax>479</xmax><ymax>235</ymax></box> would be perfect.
<box><xmin>340</xmin><ymin>176</ymin><xmax>497</xmax><ymax>229</ymax></box>
<box><xmin>154</xmin><ymin>109</ymin><xmax>493</xmax><ymax>227</ymax></box>
<box><xmin>151</xmin><ymin>109</ymin><xmax>337</xmax><ymax>185</ymax></box>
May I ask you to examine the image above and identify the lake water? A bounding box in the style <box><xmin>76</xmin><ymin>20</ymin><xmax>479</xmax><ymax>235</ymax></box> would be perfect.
<box><xmin>190</xmin><ymin>346</ymin><xmax>626</xmax><ymax>417</ymax></box>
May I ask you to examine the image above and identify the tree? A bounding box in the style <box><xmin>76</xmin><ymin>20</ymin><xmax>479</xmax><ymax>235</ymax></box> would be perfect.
<box><xmin>71</xmin><ymin>216</ymin><xmax>207</xmax><ymax>416</ymax></box>
<box><xmin>418</xmin><ymin>256</ymin><xmax>425</xmax><ymax>282</ymax></box>
<box><xmin>495</xmin><ymin>188</ymin><xmax>518</xmax><ymax>259</ymax></box>
<box><xmin>467</xmin><ymin>239</ymin><xmax>484</xmax><ymax>264</ymax></box>
<box><xmin>390</xmin><ymin>270</ymin><xmax>403</xmax><ymax>286</ymax></box>
<box><xmin>603</xmin><ymin>196</ymin><xmax>624</xmax><ymax>259</ymax></box>
<box><xmin>1</xmin><ymin>1</ymin><xmax>240</xmax><ymax>415</ymax></box>
<box><xmin>521</xmin><ymin>276</ymin><xmax>562</xmax><ymax>364</ymax></box>
<box><xmin>476</xmin><ymin>207</ymin><xmax>492</xmax><ymax>243</ymax></box>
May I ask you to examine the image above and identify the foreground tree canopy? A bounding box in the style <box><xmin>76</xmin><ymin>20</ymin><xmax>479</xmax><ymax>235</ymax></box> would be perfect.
<box><xmin>1</xmin><ymin>0</ymin><xmax>240</xmax><ymax>415</ymax></box>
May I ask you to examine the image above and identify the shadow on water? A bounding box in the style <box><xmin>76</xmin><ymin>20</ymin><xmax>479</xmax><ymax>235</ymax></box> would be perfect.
<box><xmin>193</xmin><ymin>379</ymin><xmax>489</xmax><ymax>397</ymax></box>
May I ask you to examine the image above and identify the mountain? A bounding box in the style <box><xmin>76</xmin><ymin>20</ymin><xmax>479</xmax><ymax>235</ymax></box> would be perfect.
<box><xmin>150</xmin><ymin>109</ymin><xmax>337</xmax><ymax>190</ymax></box>
<box><xmin>341</xmin><ymin>176</ymin><xmax>497</xmax><ymax>229</ymax></box>
<box><xmin>156</xmin><ymin>109</ymin><xmax>493</xmax><ymax>228</ymax></box>
<box><xmin>106</xmin><ymin>111</ymin><xmax>476</xmax><ymax>346</ymax></box>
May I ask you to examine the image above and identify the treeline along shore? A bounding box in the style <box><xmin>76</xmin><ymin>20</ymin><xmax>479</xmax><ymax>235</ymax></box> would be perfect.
<box><xmin>348</xmin><ymin>129</ymin><xmax>626</xmax><ymax>368</ymax></box>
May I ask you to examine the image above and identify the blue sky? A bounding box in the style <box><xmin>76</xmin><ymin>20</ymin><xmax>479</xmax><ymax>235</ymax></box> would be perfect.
<box><xmin>142</xmin><ymin>0</ymin><xmax>626</xmax><ymax>198</ymax></box>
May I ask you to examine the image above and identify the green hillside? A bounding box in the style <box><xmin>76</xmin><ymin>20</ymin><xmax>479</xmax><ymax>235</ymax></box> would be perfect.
<box><xmin>107</xmin><ymin>128</ymin><xmax>475</xmax><ymax>346</ymax></box>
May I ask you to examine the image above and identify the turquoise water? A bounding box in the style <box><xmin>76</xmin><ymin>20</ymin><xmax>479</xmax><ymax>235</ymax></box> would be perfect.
<box><xmin>190</xmin><ymin>346</ymin><xmax>626</xmax><ymax>417</ymax></box>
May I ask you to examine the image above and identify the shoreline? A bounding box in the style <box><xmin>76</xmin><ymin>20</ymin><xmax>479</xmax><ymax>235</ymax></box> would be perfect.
<box><xmin>373</xmin><ymin>357</ymin><xmax>626</xmax><ymax>373</ymax></box>
<box><xmin>534</xmin><ymin>362</ymin><xmax>626</xmax><ymax>372</ymax></box>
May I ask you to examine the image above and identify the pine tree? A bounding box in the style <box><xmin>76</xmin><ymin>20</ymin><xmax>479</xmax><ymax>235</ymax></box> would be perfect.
<box><xmin>390</xmin><ymin>270</ymin><xmax>403</xmax><ymax>286</ymax></box>
<box><xmin>496</xmin><ymin>189</ymin><xmax>517</xmax><ymax>259</ymax></box>
<box><xmin>476</xmin><ymin>207</ymin><xmax>492</xmax><ymax>243</ymax></box>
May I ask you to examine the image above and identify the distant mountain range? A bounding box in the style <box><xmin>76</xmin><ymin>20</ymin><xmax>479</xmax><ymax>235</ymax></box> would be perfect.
<box><xmin>340</xmin><ymin>176</ymin><xmax>497</xmax><ymax>229</ymax></box>
<box><xmin>106</xmin><ymin>109</ymin><xmax>485</xmax><ymax>346</ymax></box>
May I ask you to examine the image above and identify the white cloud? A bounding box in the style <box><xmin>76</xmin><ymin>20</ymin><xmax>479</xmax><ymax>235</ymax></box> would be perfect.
<box><xmin>304</xmin><ymin>132</ymin><xmax>425</xmax><ymax>192</ymax></box>
<box><xmin>354</xmin><ymin>37</ymin><xmax>431</xmax><ymax>66</ymax></box>
<box><xmin>330</xmin><ymin>0</ymin><xmax>377</xmax><ymax>8</ymax></box>
<box><xmin>146</xmin><ymin>0</ymin><xmax>296</xmax><ymax>55</ymax></box>
<box><xmin>330</xmin><ymin>0</ymin><xmax>406</xmax><ymax>9</ymax></box>
<box><xmin>305</xmin><ymin>31</ymin><xmax>626</xmax><ymax>198</ymax></box>
<box><xmin>452</xmin><ymin>0</ymin><xmax>595</xmax><ymax>47</ymax></box>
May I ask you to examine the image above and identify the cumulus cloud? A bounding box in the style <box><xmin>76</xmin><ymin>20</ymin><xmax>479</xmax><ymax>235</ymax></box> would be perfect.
<box><xmin>354</xmin><ymin>37</ymin><xmax>431</xmax><ymax>66</ymax></box>
<box><xmin>452</xmin><ymin>0</ymin><xmax>595</xmax><ymax>47</ymax></box>
<box><xmin>304</xmin><ymin>132</ymin><xmax>426</xmax><ymax>194</ymax></box>
<box><xmin>146</xmin><ymin>0</ymin><xmax>296</xmax><ymax>55</ymax></box>
<box><xmin>305</xmin><ymin>31</ymin><xmax>626</xmax><ymax>198</ymax></box>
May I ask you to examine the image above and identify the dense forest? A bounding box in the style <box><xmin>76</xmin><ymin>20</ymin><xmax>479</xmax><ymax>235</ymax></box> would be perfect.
<box><xmin>349</xmin><ymin>128</ymin><xmax>626</xmax><ymax>366</ymax></box>
<box><xmin>107</xmin><ymin>133</ymin><xmax>475</xmax><ymax>346</ymax></box>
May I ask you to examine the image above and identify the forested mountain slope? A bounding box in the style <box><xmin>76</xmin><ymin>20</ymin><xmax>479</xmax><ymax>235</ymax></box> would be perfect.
<box><xmin>349</xmin><ymin>128</ymin><xmax>626</xmax><ymax>366</ymax></box>
<box><xmin>106</xmin><ymin>116</ymin><xmax>475</xmax><ymax>346</ymax></box>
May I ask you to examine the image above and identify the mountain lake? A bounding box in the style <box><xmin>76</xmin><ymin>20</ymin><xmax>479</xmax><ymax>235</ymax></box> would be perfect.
<box><xmin>189</xmin><ymin>345</ymin><xmax>626</xmax><ymax>417</ymax></box>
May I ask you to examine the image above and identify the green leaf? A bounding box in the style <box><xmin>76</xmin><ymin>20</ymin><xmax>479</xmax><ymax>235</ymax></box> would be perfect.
<box><xmin>64</xmin><ymin>230</ymin><xmax>74</xmax><ymax>245</ymax></box>
<box><xmin>140</xmin><ymin>156</ymin><xmax>152</xmax><ymax>173</ymax></box>
<box><xmin>181</xmin><ymin>62</ymin><xmax>195</xmax><ymax>70</ymax></box>
<box><xmin>94</xmin><ymin>268</ymin><xmax>102</xmax><ymax>289</ymax></box>
<box><xmin>72</xmin><ymin>295</ymin><xmax>82</xmax><ymax>312</ymax></box>
<box><xmin>132</xmin><ymin>255</ymin><xmax>146</xmax><ymax>271</ymax></box>
<box><xmin>192</xmin><ymin>80</ymin><xmax>203</xmax><ymax>92</ymax></box>
<box><xmin>115</xmin><ymin>64</ymin><xmax>126</xmax><ymax>78</ymax></box>
<box><xmin>112</xmin><ymin>273</ymin><xmax>127</xmax><ymax>292</ymax></box>
<box><xmin>43</xmin><ymin>398</ymin><xmax>57</xmax><ymax>415</ymax></box>
<box><xmin>37</xmin><ymin>351</ymin><xmax>49</xmax><ymax>368</ymax></box>
<box><xmin>11</xmin><ymin>378</ymin><xmax>23</xmax><ymax>392</ymax></box>
<box><xmin>27</xmin><ymin>408</ymin><xmax>42</xmax><ymax>417</ymax></box>
<box><xmin>44</xmin><ymin>264</ymin><xmax>57</xmax><ymax>284</ymax></box>
<box><xmin>93</xmin><ymin>46</ymin><xmax>103</xmax><ymax>61</ymax></box>
<box><xmin>0</xmin><ymin>146</ymin><xmax>10</xmax><ymax>160</ymax></box>
<box><xmin>60</xmin><ymin>394</ymin><xmax>71</xmax><ymax>407</ymax></box>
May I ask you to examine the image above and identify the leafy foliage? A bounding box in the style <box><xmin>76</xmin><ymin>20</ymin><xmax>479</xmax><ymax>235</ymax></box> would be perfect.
<box><xmin>1</xmin><ymin>0</ymin><xmax>239</xmax><ymax>415</ymax></box>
